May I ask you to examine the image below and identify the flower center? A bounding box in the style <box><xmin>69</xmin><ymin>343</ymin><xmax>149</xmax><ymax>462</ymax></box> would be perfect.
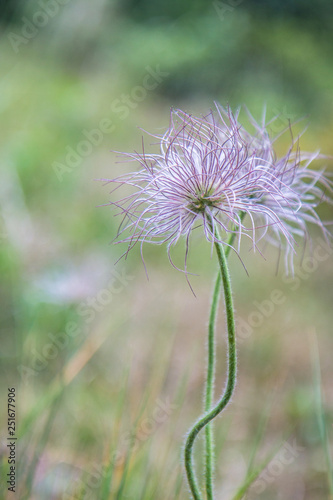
<box><xmin>187</xmin><ymin>189</ymin><xmax>217</xmax><ymax>214</ymax></box>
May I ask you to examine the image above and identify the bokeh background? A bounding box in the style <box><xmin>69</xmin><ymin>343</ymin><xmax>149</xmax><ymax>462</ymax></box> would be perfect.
<box><xmin>0</xmin><ymin>1</ymin><xmax>333</xmax><ymax>499</ymax></box>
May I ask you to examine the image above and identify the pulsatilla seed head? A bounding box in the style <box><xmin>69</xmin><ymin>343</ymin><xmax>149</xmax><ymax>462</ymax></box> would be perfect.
<box><xmin>105</xmin><ymin>104</ymin><xmax>332</xmax><ymax>274</ymax></box>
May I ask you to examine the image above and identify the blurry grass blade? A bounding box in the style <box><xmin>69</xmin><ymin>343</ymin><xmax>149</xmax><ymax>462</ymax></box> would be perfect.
<box><xmin>137</xmin><ymin>456</ymin><xmax>155</xmax><ymax>500</ymax></box>
<box><xmin>174</xmin><ymin>470</ymin><xmax>183</xmax><ymax>500</ymax></box>
<box><xmin>231</xmin><ymin>429</ymin><xmax>295</xmax><ymax>500</ymax></box>
<box><xmin>231</xmin><ymin>370</ymin><xmax>291</xmax><ymax>499</ymax></box>
<box><xmin>245</xmin><ymin>395</ymin><xmax>272</xmax><ymax>477</ymax></box>
<box><xmin>17</xmin><ymin>383</ymin><xmax>63</xmax><ymax>439</ymax></box>
<box><xmin>231</xmin><ymin>456</ymin><xmax>273</xmax><ymax>500</ymax></box>
<box><xmin>114</xmin><ymin>384</ymin><xmax>151</xmax><ymax>499</ymax></box>
<box><xmin>114</xmin><ymin>435</ymin><xmax>135</xmax><ymax>500</ymax></box>
<box><xmin>21</xmin><ymin>389</ymin><xmax>63</xmax><ymax>500</ymax></box>
<box><xmin>309</xmin><ymin>329</ymin><xmax>333</xmax><ymax>498</ymax></box>
<box><xmin>62</xmin><ymin>318</ymin><xmax>126</xmax><ymax>386</ymax></box>
<box><xmin>19</xmin><ymin>319</ymin><xmax>126</xmax><ymax>438</ymax></box>
<box><xmin>99</xmin><ymin>366</ymin><xmax>131</xmax><ymax>499</ymax></box>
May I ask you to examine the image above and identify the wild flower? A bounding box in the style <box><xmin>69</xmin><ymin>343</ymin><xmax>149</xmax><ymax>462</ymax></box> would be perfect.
<box><xmin>106</xmin><ymin>105</ymin><xmax>332</xmax><ymax>500</ymax></box>
<box><xmin>107</xmin><ymin>105</ymin><xmax>332</xmax><ymax>273</ymax></box>
<box><xmin>225</xmin><ymin>105</ymin><xmax>333</xmax><ymax>271</ymax></box>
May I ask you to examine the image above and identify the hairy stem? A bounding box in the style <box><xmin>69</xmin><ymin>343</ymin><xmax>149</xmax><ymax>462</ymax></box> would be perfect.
<box><xmin>204</xmin><ymin>272</ymin><xmax>220</xmax><ymax>500</ymax></box>
<box><xmin>185</xmin><ymin>233</ymin><xmax>237</xmax><ymax>500</ymax></box>
<box><xmin>204</xmin><ymin>218</ymin><xmax>244</xmax><ymax>499</ymax></box>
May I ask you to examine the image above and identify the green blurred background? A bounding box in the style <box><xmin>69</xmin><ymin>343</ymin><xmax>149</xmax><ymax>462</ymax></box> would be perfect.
<box><xmin>0</xmin><ymin>1</ymin><xmax>332</xmax><ymax>499</ymax></box>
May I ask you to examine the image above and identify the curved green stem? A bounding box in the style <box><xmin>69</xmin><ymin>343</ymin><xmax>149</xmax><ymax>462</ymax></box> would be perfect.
<box><xmin>204</xmin><ymin>217</ymin><xmax>245</xmax><ymax>499</ymax></box>
<box><xmin>185</xmin><ymin>236</ymin><xmax>237</xmax><ymax>500</ymax></box>
<box><xmin>204</xmin><ymin>272</ymin><xmax>220</xmax><ymax>500</ymax></box>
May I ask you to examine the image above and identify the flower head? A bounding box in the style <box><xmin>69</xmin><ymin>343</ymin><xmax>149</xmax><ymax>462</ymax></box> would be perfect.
<box><xmin>106</xmin><ymin>105</ymin><xmax>332</xmax><ymax>273</ymax></box>
<box><xmin>230</xmin><ymin>106</ymin><xmax>333</xmax><ymax>271</ymax></box>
